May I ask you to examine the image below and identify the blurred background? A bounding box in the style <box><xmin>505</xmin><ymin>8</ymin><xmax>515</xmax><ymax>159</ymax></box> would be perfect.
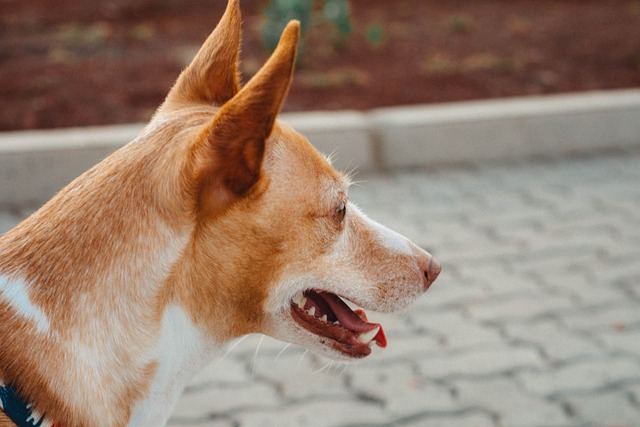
<box><xmin>1</xmin><ymin>0</ymin><xmax>639</xmax><ymax>131</ymax></box>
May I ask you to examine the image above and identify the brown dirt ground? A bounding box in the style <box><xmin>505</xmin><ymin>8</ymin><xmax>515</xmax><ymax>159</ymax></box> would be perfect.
<box><xmin>1</xmin><ymin>0</ymin><xmax>639</xmax><ymax>131</ymax></box>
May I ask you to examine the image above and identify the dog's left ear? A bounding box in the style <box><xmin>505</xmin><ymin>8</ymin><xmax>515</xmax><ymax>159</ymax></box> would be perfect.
<box><xmin>193</xmin><ymin>21</ymin><xmax>300</xmax><ymax>216</ymax></box>
<box><xmin>164</xmin><ymin>0</ymin><xmax>242</xmax><ymax>107</ymax></box>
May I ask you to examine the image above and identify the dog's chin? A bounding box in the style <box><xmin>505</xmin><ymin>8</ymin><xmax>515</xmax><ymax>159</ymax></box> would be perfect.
<box><xmin>269</xmin><ymin>289</ymin><xmax>388</xmax><ymax>360</ymax></box>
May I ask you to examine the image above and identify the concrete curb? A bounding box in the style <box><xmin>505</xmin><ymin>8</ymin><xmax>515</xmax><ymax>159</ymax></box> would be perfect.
<box><xmin>371</xmin><ymin>89</ymin><xmax>640</xmax><ymax>168</ymax></box>
<box><xmin>1</xmin><ymin>89</ymin><xmax>639</xmax><ymax>206</ymax></box>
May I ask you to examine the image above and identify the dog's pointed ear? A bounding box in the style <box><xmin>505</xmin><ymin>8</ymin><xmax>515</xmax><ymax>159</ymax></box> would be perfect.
<box><xmin>193</xmin><ymin>21</ymin><xmax>300</xmax><ymax>215</ymax></box>
<box><xmin>165</xmin><ymin>0</ymin><xmax>242</xmax><ymax>106</ymax></box>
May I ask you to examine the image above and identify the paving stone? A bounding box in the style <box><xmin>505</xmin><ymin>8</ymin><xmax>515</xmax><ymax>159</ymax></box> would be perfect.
<box><xmin>628</xmin><ymin>383</ymin><xmax>640</xmax><ymax>406</ymax></box>
<box><xmin>509</xmin><ymin>243</ymin><xmax>604</xmax><ymax>272</ymax></box>
<box><xmin>250</xmin><ymin>348</ymin><xmax>352</xmax><ymax>402</ymax></box>
<box><xmin>468</xmin><ymin>292</ymin><xmax>575</xmax><ymax>323</ymax></box>
<box><xmin>171</xmin><ymin>381</ymin><xmax>280</xmax><ymax>420</ymax></box>
<box><xmin>348</xmin><ymin>363</ymin><xmax>458</xmax><ymax>416</ymax></box>
<box><xmin>600</xmin><ymin>328</ymin><xmax>640</xmax><ymax>358</ymax></box>
<box><xmin>594</xmin><ymin>258</ymin><xmax>640</xmax><ymax>287</ymax></box>
<box><xmin>453</xmin><ymin>377</ymin><xmax>571</xmax><ymax>427</ymax></box>
<box><xmin>234</xmin><ymin>399</ymin><xmax>386</xmax><ymax>427</ymax></box>
<box><xmin>508</xmin><ymin>252</ymin><xmax>603</xmax><ymax>276</ymax></box>
<box><xmin>503</xmin><ymin>319</ymin><xmax>604</xmax><ymax>362</ymax></box>
<box><xmin>530</xmin><ymin>267</ymin><xmax>627</xmax><ymax>306</ymax></box>
<box><xmin>518</xmin><ymin>358</ymin><xmax>640</xmax><ymax>397</ymax></box>
<box><xmin>610</xmin><ymin>238</ymin><xmax>640</xmax><ymax>266</ymax></box>
<box><xmin>559</xmin><ymin>304</ymin><xmax>640</xmax><ymax>333</ymax></box>
<box><xmin>565</xmin><ymin>388</ymin><xmax>640</xmax><ymax>427</ymax></box>
<box><xmin>410</xmin><ymin>309</ymin><xmax>503</xmax><ymax>352</ymax></box>
<box><xmin>169</xmin><ymin>418</ymin><xmax>234</xmax><ymax>427</ymax></box>
<box><xmin>402</xmin><ymin>412</ymin><xmax>497</xmax><ymax>427</ymax></box>
<box><xmin>435</xmin><ymin>237</ymin><xmax>522</xmax><ymax>266</ymax></box>
<box><xmin>467</xmin><ymin>197</ymin><xmax>549</xmax><ymax>224</ymax></box>
<box><xmin>418</xmin><ymin>345</ymin><xmax>543</xmax><ymax>379</ymax></box>
<box><xmin>516</xmin><ymin>228</ymin><xmax>619</xmax><ymax>263</ymax></box>
<box><xmin>455</xmin><ymin>263</ymin><xmax>542</xmax><ymax>297</ymax></box>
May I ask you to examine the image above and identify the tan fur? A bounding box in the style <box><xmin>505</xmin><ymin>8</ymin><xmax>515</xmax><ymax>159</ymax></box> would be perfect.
<box><xmin>0</xmin><ymin>1</ymin><xmax>439</xmax><ymax>425</ymax></box>
<box><xmin>0</xmin><ymin>412</ymin><xmax>13</xmax><ymax>427</ymax></box>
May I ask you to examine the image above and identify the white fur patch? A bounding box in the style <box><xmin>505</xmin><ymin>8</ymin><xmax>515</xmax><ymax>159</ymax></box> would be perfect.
<box><xmin>0</xmin><ymin>275</ymin><xmax>50</xmax><ymax>334</ymax></box>
<box><xmin>352</xmin><ymin>205</ymin><xmax>413</xmax><ymax>256</ymax></box>
<box><xmin>128</xmin><ymin>305</ymin><xmax>219</xmax><ymax>427</ymax></box>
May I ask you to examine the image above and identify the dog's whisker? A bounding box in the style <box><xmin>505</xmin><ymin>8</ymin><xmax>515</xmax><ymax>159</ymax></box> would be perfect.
<box><xmin>336</xmin><ymin>363</ymin><xmax>349</xmax><ymax>377</ymax></box>
<box><xmin>312</xmin><ymin>361</ymin><xmax>332</xmax><ymax>375</ymax></box>
<box><xmin>216</xmin><ymin>335</ymin><xmax>249</xmax><ymax>365</ymax></box>
<box><xmin>250</xmin><ymin>335</ymin><xmax>265</xmax><ymax>378</ymax></box>
<box><xmin>274</xmin><ymin>343</ymin><xmax>291</xmax><ymax>362</ymax></box>
<box><xmin>348</xmin><ymin>175</ymin><xmax>366</xmax><ymax>188</ymax></box>
<box><xmin>342</xmin><ymin>164</ymin><xmax>361</xmax><ymax>187</ymax></box>
<box><xmin>295</xmin><ymin>349</ymin><xmax>309</xmax><ymax>373</ymax></box>
<box><xmin>325</xmin><ymin>149</ymin><xmax>338</xmax><ymax>166</ymax></box>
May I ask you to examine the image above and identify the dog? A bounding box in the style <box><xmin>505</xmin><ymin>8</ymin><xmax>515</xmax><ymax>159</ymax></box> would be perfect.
<box><xmin>0</xmin><ymin>1</ymin><xmax>441</xmax><ymax>425</ymax></box>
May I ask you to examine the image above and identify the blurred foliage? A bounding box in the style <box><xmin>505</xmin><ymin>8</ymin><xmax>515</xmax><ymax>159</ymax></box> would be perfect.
<box><xmin>365</xmin><ymin>23</ymin><xmax>385</xmax><ymax>49</ymax></box>
<box><xmin>447</xmin><ymin>14</ymin><xmax>473</xmax><ymax>34</ymax></box>
<box><xmin>261</xmin><ymin>0</ymin><xmax>352</xmax><ymax>55</ymax></box>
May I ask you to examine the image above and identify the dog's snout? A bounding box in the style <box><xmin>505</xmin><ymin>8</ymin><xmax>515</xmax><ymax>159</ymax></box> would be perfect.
<box><xmin>423</xmin><ymin>256</ymin><xmax>441</xmax><ymax>288</ymax></box>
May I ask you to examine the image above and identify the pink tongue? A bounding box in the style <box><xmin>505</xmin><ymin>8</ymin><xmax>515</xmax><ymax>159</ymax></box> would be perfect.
<box><xmin>318</xmin><ymin>292</ymin><xmax>380</xmax><ymax>333</ymax></box>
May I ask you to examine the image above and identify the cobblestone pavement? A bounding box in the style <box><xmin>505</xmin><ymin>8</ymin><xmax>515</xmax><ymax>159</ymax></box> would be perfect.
<box><xmin>1</xmin><ymin>150</ymin><xmax>640</xmax><ymax>427</ymax></box>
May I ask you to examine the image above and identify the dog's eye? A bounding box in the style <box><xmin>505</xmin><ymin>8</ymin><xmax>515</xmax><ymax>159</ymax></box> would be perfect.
<box><xmin>336</xmin><ymin>204</ymin><xmax>347</xmax><ymax>222</ymax></box>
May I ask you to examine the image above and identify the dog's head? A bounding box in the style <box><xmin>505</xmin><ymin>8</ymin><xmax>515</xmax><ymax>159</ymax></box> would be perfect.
<box><xmin>154</xmin><ymin>0</ymin><xmax>440</xmax><ymax>360</ymax></box>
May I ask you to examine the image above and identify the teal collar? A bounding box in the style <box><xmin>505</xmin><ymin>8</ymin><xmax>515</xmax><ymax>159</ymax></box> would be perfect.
<box><xmin>0</xmin><ymin>382</ymin><xmax>52</xmax><ymax>427</ymax></box>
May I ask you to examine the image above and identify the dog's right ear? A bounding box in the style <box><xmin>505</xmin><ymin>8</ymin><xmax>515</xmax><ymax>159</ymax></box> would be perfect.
<box><xmin>191</xmin><ymin>21</ymin><xmax>300</xmax><ymax>217</ymax></box>
<box><xmin>164</xmin><ymin>0</ymin><xmax>242</xmax><ymax>107</ymax></box>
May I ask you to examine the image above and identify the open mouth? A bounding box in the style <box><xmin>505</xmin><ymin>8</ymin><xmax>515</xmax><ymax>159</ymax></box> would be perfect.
<box><xmin>290</xmin><ymin>290</ymin><xmax>387</xmax><ymax>358</ymax></box>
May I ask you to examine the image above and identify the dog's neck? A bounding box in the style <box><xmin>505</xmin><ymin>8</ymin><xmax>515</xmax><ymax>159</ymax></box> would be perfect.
<box><xmin>0</xmin><ymin>128</ymin><xmax>229</xmax><ymax>425</ymax></box>
<box><xmin>127</xmin><ymin>306</ymin><xmax>222</xmax><ymax>426</ymax></box>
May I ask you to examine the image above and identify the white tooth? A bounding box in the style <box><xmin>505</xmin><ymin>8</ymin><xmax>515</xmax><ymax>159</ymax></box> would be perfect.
<box><xmin>307</xmin><ymin>306</ymin><xmax>316</xmax><ymax>317</ymax></box>
<box><xmin>333</xmin><ymin>321</ymin><xmax>340</xmax><ymax>325</ymax></box>
<box><xmin>320</xmin><ymin>314</ymin><xmax>328</xmax><ymax>322</ymax></box>
<box><xmin>300</xmin><ymin>297</ymin><xmax>307</xmax><ymax>309</ymax></box>
<box><xmin>357</xmin><ymin>326</ymin><xmax>380</xmax><ymax>344</ymax></box>
<box><xmin>292</xmin><ymin>294</ymin><xmax>304</xmax><ymax>307</ymax></box>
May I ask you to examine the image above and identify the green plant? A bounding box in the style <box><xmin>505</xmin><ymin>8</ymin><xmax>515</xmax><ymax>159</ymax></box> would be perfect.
<box><xmin>58</xmin><ymin>23</ymin><xmax>110</xmax><ymax>49</ymax></box>
<box><xmin>262</xmin><ymin>0</ymin><xmax>312</xmax><ymax>52</ymax></box>
<box><xmin>323</xmin><ymin>0</ymin><xmax>352</xmax><ymax>38</ymax></box>
<box><xmin>365</xmin><ymin>22</ymin><xmax>385</xmax><ymax>48</ymax></box>
<box><xmin>261</xmin><ymin>0</ymin><xmax>352</xmax><ymax>54</ymax></box>
<box><xmin>447</xmin><ymin>14</ymin><xmax>473</xmax><ymax>34</ymax></box>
